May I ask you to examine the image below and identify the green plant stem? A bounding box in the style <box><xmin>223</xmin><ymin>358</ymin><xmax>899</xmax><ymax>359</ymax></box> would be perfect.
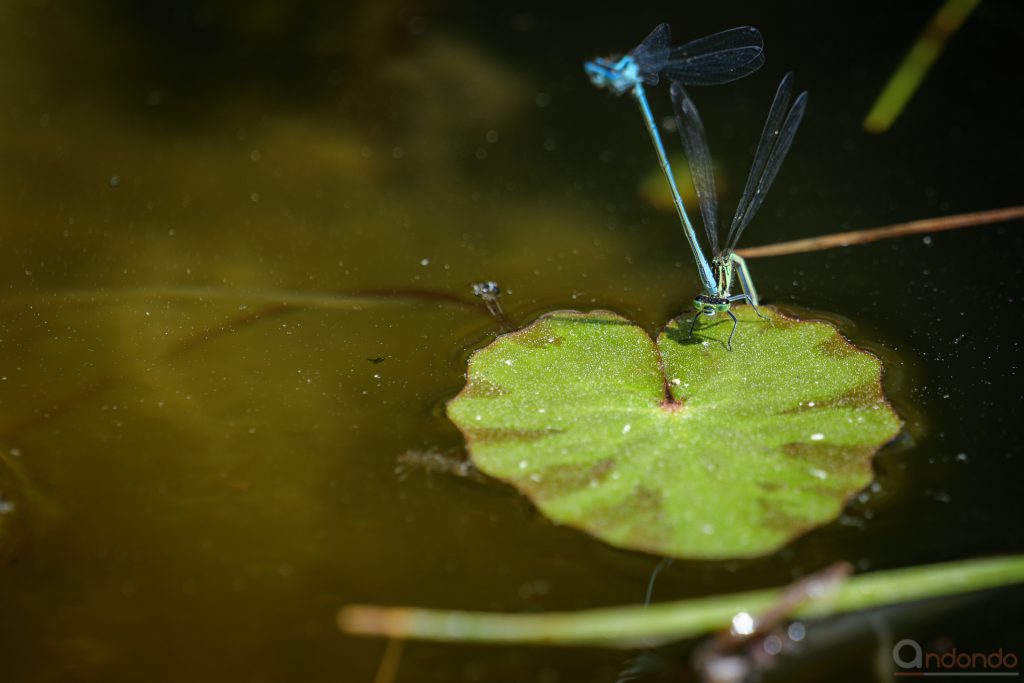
<box><xmin>864</xmin><ymin>0</ymin><xmax>982</xmax><ymax>133</ymax></box>
<box><xmin>339</xmin><ymin>555</ymin><xmax>1024</xmax><ymax>648</ymax></box>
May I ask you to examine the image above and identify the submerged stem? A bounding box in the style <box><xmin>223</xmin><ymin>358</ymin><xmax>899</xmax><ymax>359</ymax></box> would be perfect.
<box><xmin>1</xmin><ymin>285</ymin><xmax>486</xmax><ymax>315</ymax></box>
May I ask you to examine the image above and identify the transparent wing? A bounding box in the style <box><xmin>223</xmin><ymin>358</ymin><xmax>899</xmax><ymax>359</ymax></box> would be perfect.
<box><xmin>671</xmin><ymin>82</ymin><xmax>720</xmax><ymax>256</ymax></box>
<box><xmin>628</xmin><ymin>23</ymin><xmax>671</xmax><ymax>85</ymax></box>
<box><xmin>725</xmin><ymin>73</ymin><xmax>808</xmax><ymax>252</ymax></box>
<box><xmin>662</xmin><ymin>27</ymin><xmax>764</xmax><ymax>86</ymax></box>
<box><xmin>725</xmin><ymin>73</ymin><xmax>794</xmax><ymax>247</ymax></box>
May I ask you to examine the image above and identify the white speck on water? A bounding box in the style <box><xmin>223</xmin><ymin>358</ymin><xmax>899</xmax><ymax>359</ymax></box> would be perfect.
<box><xmin>807</xmin><ymin>401</ymin><xmax>816</xmax><ymax>407</ymax></box>
<box><xmin>518</xmin><ymin>460</ymin><xmax>528</xmax><ymax>470</ymax></box>
<box><xmin>373</xmin><ymin>373</ymin><xmax>381</xmax><ymax>379</ymax></box>
<box><xmin>475</xmin><ymin>414</ymin><xmax>482</xmax><ymax>421</ymax></box>
<box><xmin>810</xmin><ymin>433</ymin><xmax>825</xmax><ymax>441</ymax></box>
<box><xmin>700</xmin><ymin>523</ymin><xmax>715</xmax><ymax>535</ymax></box>
<box><xmin>538</xmin><ymin>408</ymin><xmax>546</xmax><ymax>413</ymax></box>
<box><xmin>622</xmin><ymin>423</ymin><xmax>631</xmax><ymax>434</ymax></box>
<box><xmin>955</xmin><ymin>452</ymin><xmax>968</xmax><ymax>462</ymax></box>
<box><xmin>671</xmin><ymin>378</ymin><xmax>681</xmax><ymax>385</ymax></box>
<box><xmin>811</xmin><ymin>468</ymin><xmax>828</xmax><ymax>480</ymax></box>
<box><xmin>923</xmin><ymin>235</ymin><xmax>933</xmax><ymax>246</ymax></box>
<box><xmin>419</xmin><ymin>258</ymin><xmax>430</xmax><ymax>266</ymax></box>
<box><xmin>504</xmin><ymin>359</ymin><xmax>513</xmax><ymax>366</ymax></box>
<box><xmin>547</xmin><ymin>337</ymin><xmax>555</xmax><ymax>343</ymax></box>
<box><xmin>731</xmin><ymin>612</ymin><xmax>756</xmax><ymax>636</ymax></box>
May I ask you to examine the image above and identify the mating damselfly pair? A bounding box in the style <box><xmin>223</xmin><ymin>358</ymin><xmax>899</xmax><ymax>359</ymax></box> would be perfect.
<box><xmin>586</xmin><ymin>24</ymin><xmax>807</xmax><ymax>349</ymax></box>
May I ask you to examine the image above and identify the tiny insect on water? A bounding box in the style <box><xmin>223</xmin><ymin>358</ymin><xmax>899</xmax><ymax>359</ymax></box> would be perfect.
<box><xmin>671</xmin><ymin>73</ymin><xmax>808</xmax><ymax>349</ymax></box>
<box><xmin>472</xmin><ymin>281</ymin><xmax>503</xmax><ymax>318</ymax></box>
<box><xmin>585</xmin><ymin>24</ymin><xmax>765</xmax><ymax>291</ymax></box>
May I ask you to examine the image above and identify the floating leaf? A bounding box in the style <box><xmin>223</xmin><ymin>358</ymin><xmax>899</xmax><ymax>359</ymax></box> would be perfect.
<box><xmin>446</xmin><ymin>306</ymin><xmax>900</xmax><ymax>559</ymax></box>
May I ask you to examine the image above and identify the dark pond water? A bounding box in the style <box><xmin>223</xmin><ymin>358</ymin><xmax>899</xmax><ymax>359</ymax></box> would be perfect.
<box><xmin>0</xmin><ymin>1</ymin><xmax>1022</xmax><ymax>681</ymax></box>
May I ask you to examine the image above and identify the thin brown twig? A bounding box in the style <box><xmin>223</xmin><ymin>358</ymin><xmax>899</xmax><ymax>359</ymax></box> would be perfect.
<box><xmin>735</xmin><ymin>206</ymin><xmax>1024</xmax><ymax>259</ymax></box>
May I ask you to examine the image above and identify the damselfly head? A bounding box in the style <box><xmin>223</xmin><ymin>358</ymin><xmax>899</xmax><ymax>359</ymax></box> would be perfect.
<box><xmin>584</xmin><ymin>56</ymin><xmax>638</xmax><ymax>95</ymax></box>
<box><xmin>583</xmin><ymin>59</ymin><xmax>613</xmax><ymax>87</ymax></box>
<box><xmin>693</xmin><ymin>298</ymin><xmax>715</xmax><ymax>316</ymax></box>
<box><xmin>695</xmin><ymin>294</ymin><xmax>730</xmax><ymax>317</ymax></box>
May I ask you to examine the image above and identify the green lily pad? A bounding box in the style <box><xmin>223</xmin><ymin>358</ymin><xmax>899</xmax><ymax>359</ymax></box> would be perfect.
<box><xmin>446</xmin><ymin>306</ymin><xmax>901</xmax><ymax>559</ymax></box>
